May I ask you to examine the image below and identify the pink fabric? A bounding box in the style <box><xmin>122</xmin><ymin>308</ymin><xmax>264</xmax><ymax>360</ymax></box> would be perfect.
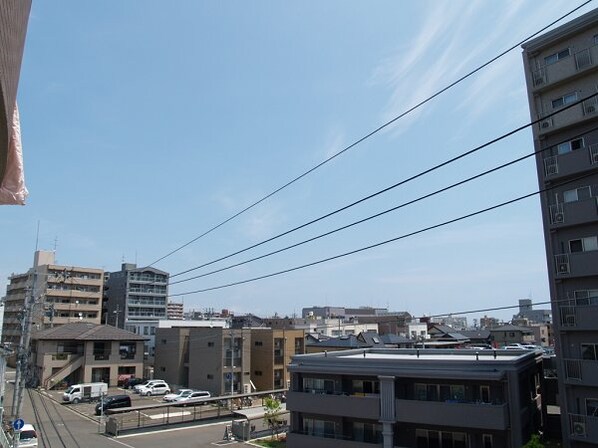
<box><xmin>0</xmin><ymin>103</ymin><xmax>28</xmax><ymax>205</ymax></box>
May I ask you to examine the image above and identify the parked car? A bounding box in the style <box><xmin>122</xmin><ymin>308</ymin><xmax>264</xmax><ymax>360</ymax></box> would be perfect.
<box><xmin>138</xmin><ymin>382</ymin><xmax>171</xmax><ymax>396</ymax></box>
<box><xmin>124</xmin><ymin>377</ymin><xmax>147</xmax><ymax>389</ymax></box>
<box><xmin>17</xmin><ymin>424</ymin><xmax>38</xmax><ymax>448</ymax></box>
<box><xmin>95</xmin><ymin>395</ymin><xmax>132</xmax><ymax>415</ymax></box>
<box><xmin>163</xmin><ymin>389</ymin><xmax>193</xmax><ymax>402</ymax></box>
<box><xmin>134</xmin><ymin>379</ymin><xmax>165</xmax><ymax>393</ymax></box>
<box><xmin>173</xmin><ymin>390</ymin><xmax>211</xmax><ymax>406</ymax></box>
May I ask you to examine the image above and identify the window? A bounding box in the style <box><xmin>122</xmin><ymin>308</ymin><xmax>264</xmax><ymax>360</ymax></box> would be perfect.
<box><xmin>254</xmin><ymin>341</ymin><xmax>263</xmax><ymax>347</ymax></box>
<box><xmin>353</xmin><ymin>422</ymin><xmax>382</xmax><ymax>443</ymax></box>
<box><xmin>254</xmin><ymin>370</ymin><xmax>262</xmax><ymax>376</ymax></box>
<box><xmin>582</xmin><ymin>343</ymin><xmax>598</xmax><ymax>361</ymax></box>
<box><xmin>557</xmin><ymin>138</ymin><xmax>584</xmax><ymax>154</ymax></box>
<box><xmin>569</xmin><ymin>236</ymin><xmax>598</xmax><ymax>253</ymax></box>
<box><xmin>416</xmin><ymin>429</ymin><xmax>467</xmax><ymax>448</ymax></box>
<box><xmin>352</xmin><ymin>379</ymin><xmax>380</xmax><ymax>395</ymax></box>
<box><xmin>160</xmin><ymin>366</ymin><xmax>166</xmax><ymax>372</ymax></box>
<box><xmin>483</xmin><ymin>434</ymin><xmax>493</xmax><ymax>448</ymax></box>
<box><xmin>207</xmin><ymin>374</ymin><xmax>213</xmax><ymax>380</ymax></box>
<box><xmin>480</xmin><ymin>386</ymin><xmax>490</xmax><ymax>403</ymax></box>
<box><xmin>544</xmin><ymin>48</ymin><xmax>570</xmax><ymax>65</ymax></box>
<box><xmin>574</xmin><ymin>289</ymin><xmax>598</xmax><ymax>305</ymax></box>
<box><xmin>143</xmin><ymin>327</ymin><xmax>149</xmax><ymax>336</ymax></box>
<box><xmin>595</xmin><ymin>34</ymin><xmax>598</xmax><ymax>45</ymax></box>
<box><xmin>563</xmin><ymin>186</ymin><xmax>591</xmax><ymax>202</ymax></box>
<box><xmin>161</xmin><ymin>339</ymin><xmax>167</xmax><ymax>344</ymax></box>
<box><xmin>207</xmin><ymin>342</ymin><xmax>214</xmax><ymax>347</ymax></box>
<box><xmin>552</xmin><ymin>92</ymin><xmax>578</xmax><ymax>109</ymax></box>
<box><xmin>587</xmin><ymin>398</ymin><xmax>598</xmax><ymax>417</ymax></box>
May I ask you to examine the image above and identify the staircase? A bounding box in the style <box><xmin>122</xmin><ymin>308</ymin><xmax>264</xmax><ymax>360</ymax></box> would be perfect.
<box><xmin>45</xmin><ymin>355</ymin><xmax>84</xmax><ymax>389</ymax></box>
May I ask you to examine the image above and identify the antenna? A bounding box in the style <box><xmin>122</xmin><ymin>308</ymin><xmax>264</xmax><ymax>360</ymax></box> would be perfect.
<box><xmin>34</xmin><ymin>220</ymin><xmax>40</xmax><ymax>251</ymax></box>
<box><xmin>53</xmin><ymin>236</ymin><xmax>58</xmax><ymax>252</ymax></box>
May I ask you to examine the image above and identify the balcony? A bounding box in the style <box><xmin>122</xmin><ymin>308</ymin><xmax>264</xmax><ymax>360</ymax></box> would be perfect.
<box><xmin>559</xmin><ymin>303</ymin><xmax>598</xmax><ymax>331</ymax></box>
<box><xmin>563</xmin><ymin>359</ymin><xmax>598</xmax><ymax>386</ymax></box>
<box><xmin>554</xmin><ymin>251</ymin><xmax>598</xmax><ymax>277</ymax></box>
<box><xmin>287</xmin><ymin>391</ymin><xmax>379</xmax><ymax>420</ymax></box>
<box><xmin>537</xmin><ymin>98</ymin><xmax>597</xmax><ymax>136</ymax></box>
<box><xmin>532</xmin><ymin>44</ymin><xmax>598</xmax><ymax>92</ymax></box>
<box><xmin>548</xmin><ymin>197</ymin><xmax>598</xmax><ymax>228</ymax></box>
<box><xmin>569</xmin><ymin>414</ymin><xmax>598</xmax><ymax>443</ymax></box>
<box><xmin>544</xmin><ymin>143</ymin><xmax>598</xmax><ymax>180</ymax></box>
<box><xmin>395</xmin><ymin>399</ymin><xmax>509</xmax><ymax>431</ymax></box>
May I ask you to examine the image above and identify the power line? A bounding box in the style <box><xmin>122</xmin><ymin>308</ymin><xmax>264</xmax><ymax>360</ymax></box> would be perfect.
<box><xmin>169</xmin><ymin>169</ymin><xmax>596</xmax><ymax>297</ymax></box>
<box><xmin>147</xmin><ymin>0</ymin><xmax>594</xmax><ymax>268</ymax></box>
<box><xmin>170</xmin><ymin>92</ymin><xmax>598</xmax><ymax>282</ymax></box>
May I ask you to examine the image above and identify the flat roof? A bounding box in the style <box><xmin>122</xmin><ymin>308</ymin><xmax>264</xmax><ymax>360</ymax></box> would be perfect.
<box><xmin>341</xmin><ymin>352</ymin><xmax>522</xmax><ymax>362</ymax></box>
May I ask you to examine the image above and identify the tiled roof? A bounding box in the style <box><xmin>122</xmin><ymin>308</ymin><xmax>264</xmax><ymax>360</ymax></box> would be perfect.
<box><xmin>33</xmin><ymin>322</ymin><xmax>146</xmax><ymax>341</ymax></box>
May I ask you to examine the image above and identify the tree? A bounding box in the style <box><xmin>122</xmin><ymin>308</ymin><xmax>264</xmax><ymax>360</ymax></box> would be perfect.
<box><xmin>522</xmin><ymin>434</ymin><xmax>545</xmax><ymax>448</ymax></box>
<box><xmin>263</xmin><ymin>396</ymin><xmax>284</xmax><ymax>440</ymax></box>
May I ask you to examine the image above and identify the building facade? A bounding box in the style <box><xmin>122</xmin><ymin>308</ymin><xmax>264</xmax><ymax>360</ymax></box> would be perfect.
<box><xmin>31</xmin><ymin>322</ymin><xmax>145</xmax><ymax>389</ymax></box>
<box><xmin>2</xmin><ymin>251</ymin><xmax>104</xmax><ymax>348</ymax></box>
<box><xmin>522</xmin><ymin>9</ymin><xmax>598</xmax><ymax>447</ymax></box>
<box><xmin>104</xmin><ymin>263</ymin><xmax>168</xmax><ymax>356</ymax></box>
<box><xmin>167</xmin><ymin>301</ymin><xmax>184</xmax><ymax>320</ymax></box>
<box><xmin>287</xmin><ymin>348</ymin><xmax>544</xmax><ymax>448</ymax></box>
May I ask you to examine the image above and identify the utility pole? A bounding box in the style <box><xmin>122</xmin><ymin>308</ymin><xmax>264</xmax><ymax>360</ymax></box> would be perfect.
<box><xmin>113</xmin><ymin>304</ymin><xmax>121</xmax><ymax>328</ymax></box>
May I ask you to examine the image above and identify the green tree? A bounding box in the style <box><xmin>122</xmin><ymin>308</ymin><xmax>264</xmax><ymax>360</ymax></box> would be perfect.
<box><xmin>263</xmin><ymin>396</ymin><xmax>284</xmax><ymax>440</ymax></box>
<box><xmin>522</xmin><ymin>434</ymin><xmax>545</xmax><ymax>448</ymax></box>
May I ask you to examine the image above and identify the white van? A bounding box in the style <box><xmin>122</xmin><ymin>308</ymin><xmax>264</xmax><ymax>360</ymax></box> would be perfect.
<box><xmin>62</xmin><ymin>382</ymin><xmax>108</xmax><ymax>404</ymax></box>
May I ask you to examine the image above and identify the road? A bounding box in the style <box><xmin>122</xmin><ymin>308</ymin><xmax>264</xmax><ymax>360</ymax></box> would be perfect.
<box><xmin>3</xmin><ymin>370</ymin><xmax>256</xmax><ymax>448</ymax></box>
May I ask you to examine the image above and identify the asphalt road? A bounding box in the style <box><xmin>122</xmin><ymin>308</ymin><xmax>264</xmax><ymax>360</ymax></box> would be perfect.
<box><xmin>3</xmin><ymin>370</ymin><xmax>258</xmax><ymax>448</ymax></box>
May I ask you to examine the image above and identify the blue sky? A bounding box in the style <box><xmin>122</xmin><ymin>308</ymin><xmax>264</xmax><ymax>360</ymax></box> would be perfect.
<box><xmin>3</xmin><ymin>1</ymin><xmax>595</xmax><ymax>323</ymax></box>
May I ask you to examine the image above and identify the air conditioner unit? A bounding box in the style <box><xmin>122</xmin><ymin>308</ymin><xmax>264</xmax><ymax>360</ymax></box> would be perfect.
<box><xmin>586</xmin><ymin>105</ymin><xmax>596</xmax><ymax>114</ymax></box>
<box><xmin>573</xmin><ymin>421</ymin><xmax>586</xmax><ymax>436</ymax></box>
<box><xmin>592</xmin><ymin>153</ymin><xmax>598</xmax><ymax>164</ymax></box>
<box><xmin>558</xmin><ymin>263</ymin><xmax>570</xmax><ymax>274</ymax></box>
<box><xmin>554</xmin><ymin>212</ymin><xmax>565</xmax><ymax>224</ymax></box>
<box><xmin>534</xmin><ymin>76</ymin><xmax>546</xmax><ymax>86</ymax></box>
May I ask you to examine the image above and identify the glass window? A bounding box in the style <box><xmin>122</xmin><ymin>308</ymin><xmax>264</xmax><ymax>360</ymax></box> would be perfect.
<box><xmin>570</xmin><ymin>237</ymin><xmax>598</xmax><ymax>253</ymax></box>
<box><xmin>450</xmin><ymin>385</ymin><xmax>465</xmax><ymax>401</ymax></box>
<box><xmin>415</xmin><ymin>383</ymin><xmax>427</xmax><ymax>400</ymax></box>
<box><xmin>544</xmin><ymin>48</ymin><xmax>570</xmax><ymax>65</ymax></box>
<box><xmin>587</xmin><ymin>398</ymin><xmax>598</xmax><ymax>417</ymax></box>
<box><xmin>582</xmin><ymin>344</ymin><xmax>597</xmax><ymax>361</ymax></box>
<box><xmin>552</xmin><ymin>92</ymin><xmax>578</xmax><ymax>109</ymax></box>
<box><xmin>483</xmin><ymin>434</ymin><xmax>493</xmax><ymax>448</ymax></box>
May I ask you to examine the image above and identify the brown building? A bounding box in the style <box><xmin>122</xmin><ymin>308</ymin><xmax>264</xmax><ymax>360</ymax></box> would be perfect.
<box><xmin>32</xmin><ymin>322</ymin><xmax>145</xmax><ymax>389</ymax></box>
<box><xmin>155</xmin><ymin>327</ymin><xmax>252</xmax><ymax>396</ymax></box>
<box><xmin>167</xmin><ymin>301</ymin><xmax>184</xmax><ymax>320</ymax></box>
<box><xmin>522</xmin><ymin>8</ymin><xmax>598</xmax><ymax>446</ymax></box>
<box><xmin>250</xmin><ymin>328</ymin><xmax>304</xmax><ymax>391</ymax></box>
<box><xmin>2</xmin><ymin>251</ymin><xmax>104</xmax><ymax>348</ymax></box>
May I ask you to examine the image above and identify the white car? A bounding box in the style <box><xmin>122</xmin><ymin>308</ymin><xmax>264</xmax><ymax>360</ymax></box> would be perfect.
<box><xmin>17</xmin><ymin>424</ymin><xmax>38</xmax><ymax>448</ymax></box>
<box><xmin>173</xmin><ymin>390</ymin><xmax>211</xmax><ymax>406</ymax></box>
<box><xmin>163</xmin><ymin>389</ymin><xmax>193</xmax><ymax>402</ymax></box>
<box><xmin>134</xmin><ymin>379</ymin><xmax>165</xmax><ymax>393</ymax></box>
<box><xmin>138</xmin><ymin>382</ymin><xmax>171</xmax><ymax>396</ymax></box>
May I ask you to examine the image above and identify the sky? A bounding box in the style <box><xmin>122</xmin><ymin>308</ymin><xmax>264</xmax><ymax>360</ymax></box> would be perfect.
<box><xmin>2</xmin><ymin>1</ymin><xmax>596</xmax><ymax>324</ymax></box>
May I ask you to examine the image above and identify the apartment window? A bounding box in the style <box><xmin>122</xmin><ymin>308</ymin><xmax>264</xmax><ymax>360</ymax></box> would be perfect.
<box><xmin>150</xmin><ymin>327</ymin><xmax>156</xmax><ymax>335</ymax></box>
<box><xmin>302</xmin><ymin>418</ymin><xmax>338</xmax><ymax>438</ymax></box>
<box><xmin>143</xmin><ymin>327</ymin><xmax>149</xmax><ymax>336</ymax></box>
<box><xmin>480</xmin><ymin>385</ymin><xmax>490</xmax><ymax>403</ymax></box>
<box><xmin>352</xmin><ymin>422</ymin><xmax>382</xmax><ymax>444</ymax></box>
<box><xmin>416</xmin><ymin>429</ymin><xmax>467</xmax><ymax>448</ymax></box>
<box><xmin>544</xmin><ymin>48</ymin><xmax>570</xmax><ymax>65</ymax></box>
<box><xmin>569</xmin><ymin>236</ymin><xmax>598</xmax><ymax>253</ymax></box>
<box><xmin>254</xmin><ymin>341</ymin><xmax>263</xmax><ymax>347</ymax></box>
<box><xmin>582</xmin><ymin>343</ymin><xmax>598</xmax><ymax>360</ymax></box>
<box><xmin>254</xmin><ymin>370</ymin><xmax>262</xmax><ymax>376</ymax></box>
<box><xmin>161</xmin><ymin>339</ymin><xmax>167</xmax><ymax>344</ymax></box>
<box><xmin>552</xmin><ymin>92</ymin><xmax>578</xmax><ymax>109</ymax></box>
<box><xmin>352</xmin><ymin>379</ymin><xmax>380</xmax><ymax>395</ymax></box>
<box><xmin>160</xmin><ymin>366</ymin><xmax>166</xmax><ymax>372</ymax></box>
<box><xmin>557</xmin><ymin>137</ymin><xmax>584</xmax><ymax>154</ymax></box>
<box><xmin>563</xmin><ymin>186</ymin><xmax>591</xmax><ymax>202</ymax></box>
<box><xmin>207</xmin><ymin>374</ymin><xmax>213</xmax><ymax>380</ymax></box>
<box><xmin>574</xmin><ymin>289</ymin><xmax>598</xmax><ymax>305</ymax></box>
<box><xmin>208</xmin><ymin>342</ymin><xmax>214</xmax><ymax>347</ymax></box>
<box><xmin>587</xmin><ymin>399</ymin><xmax>598</xmax><ymax>417</ymax></box>
<box><xmin>483</xmin><ymin>434</ymin><xmax>493</xmax><ymax>448</ymax></box>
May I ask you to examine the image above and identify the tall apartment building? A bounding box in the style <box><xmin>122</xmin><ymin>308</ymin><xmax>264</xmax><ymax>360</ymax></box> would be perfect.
<box><xmin>2</xmin><ymin>251</ymin><xmax>103</xmax><ymax>348</ymax></box>
<box><xmin>287</xmin><ymin>348</ymin><xmax>543</xmax><ymax>448</ymax></box>
<box><xmin>104</xmin><ymin>263</ymin><xmax>168</xmax><ymax>356</ymax></box>
<box><xmin>522</xmin><ymin>9</ymin><xmax>598</xmax><ymax>447</ymax></box>
<box><xmin>166</xmin><ymin>301</ymin><xmax>184</xmax><ymax>320</ymax></box>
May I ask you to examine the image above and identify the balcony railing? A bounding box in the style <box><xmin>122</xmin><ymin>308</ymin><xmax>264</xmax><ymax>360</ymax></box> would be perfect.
<box><xmin>532</xmin><ymin>43</ymin><xmax>598</xmax><ymax>89</ymax></box>
<box><xmin>555</xmin><ymin>253</ymin><xmax>570</xmax><ymax>275</ymax></box>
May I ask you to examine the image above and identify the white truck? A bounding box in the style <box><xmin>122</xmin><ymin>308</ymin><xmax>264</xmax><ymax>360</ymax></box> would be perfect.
<box><xmin>62</xmin><ymin>382</ymin><xmax>108</xmax><ymax>404</ymax></box>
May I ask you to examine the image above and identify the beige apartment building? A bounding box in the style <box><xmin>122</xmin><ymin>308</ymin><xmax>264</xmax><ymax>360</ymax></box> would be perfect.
<box><xmin>32</xmin><ymin>322</ymin><xmax>145</xmax><ymax>389</ymax></box>
<box><xmin>250</xmin><ymin>328</ymin><xmax>304</xmax><ymax>391</ymax></box>
<box><xmin>155</xmin><ymin>327</ymin><xmax>252</xmax><ymax>395</ymax></box>
<box><xmin>2</xmin><ymin>251</ymin><xmax>104</xmax><ymax>349</ymax></box>
<box><xmin>522</xmin><ymin>8</ymin><xmax>598</xmax><ymax>447</ymax></box>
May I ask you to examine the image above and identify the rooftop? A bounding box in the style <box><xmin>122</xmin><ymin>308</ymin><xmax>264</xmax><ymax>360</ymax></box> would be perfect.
<box><xmin>33</xmin><ymin>322</ymin><xmax>146</xmax><ymax>341</ymax></box>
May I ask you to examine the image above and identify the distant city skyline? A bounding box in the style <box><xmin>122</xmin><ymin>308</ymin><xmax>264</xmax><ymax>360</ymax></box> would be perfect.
<box><xmin>3</xmin><ymin>1</ymin><xmax>596</xmax><ymax>322</ymax></box>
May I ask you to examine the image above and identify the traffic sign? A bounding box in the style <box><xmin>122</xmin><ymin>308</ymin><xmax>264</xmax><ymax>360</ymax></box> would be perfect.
<box><xmin>13</xmin><ymin>418</ymin><xmax>24</xmax><ymax>431</ymax></box>
<box><xmin>225</xmin><ymin>373</ymin><xmax>232</xmax><ymax>380</ymax></box>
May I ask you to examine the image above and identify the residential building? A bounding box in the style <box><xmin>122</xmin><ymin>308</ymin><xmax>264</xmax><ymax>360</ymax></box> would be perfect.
<box><xmin>250</xmin><ymin>328</ymin><xmax>304</xmax><ymax>391</ymax></box>
<box><xmin>31</xmin><ymin>322</ymin><xmax>145</xmax><ymax>388</ymax></box>
<box><xmin>154</xmin><ymin>327</ymin><xmax>251</xmax><ymax>395</ymax></box>
<box><xmin>104</xmin><ymin>263</ymin><xmax>168</xmax><ymax>356</ymax></box>
<box><xmin>166</xmin><ymin>301</ymin><xmax>184</xmax><ymax>320</ymax></box>
<box><xmin>522</xmin><ymin>9</ymin><xmax>598</xmax><ymax>446</ymax></box>
<box><xmin>489</xmin><ymin>325</ymin><xmax>535</xmax><ymax>348</ymax></box>
<box><xmin>287</xmin><ymin>348</ymin><xmax>544</xmax><ymax>448</ymax></box>
<box><xmin>2</xmin><ymin>251</ymin><xmax>103</xmax><ymax>349</ymax></box>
